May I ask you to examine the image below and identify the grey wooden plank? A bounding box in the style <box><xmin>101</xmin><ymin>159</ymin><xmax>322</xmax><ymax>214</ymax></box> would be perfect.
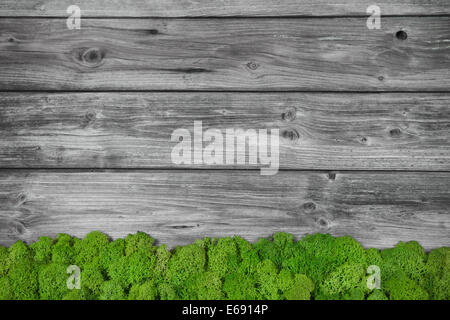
<box><xmin>0</xmin><ymin>170</ymin><xmax>448</xmax><ymax>249</ymax></box>
<box><xmin>0</xmin><ymin>18</ymin><xmax>449</xmax><ymax>91</ymax></box>
<box><xmin>1</xmin><ymin>92</ymin><xmax>449</xmax><ymax>170</ymax></box>
<box><xmin>1</xmin><ymin>0</ymin><xmax>449</xmax><ymax>17</ymax></box>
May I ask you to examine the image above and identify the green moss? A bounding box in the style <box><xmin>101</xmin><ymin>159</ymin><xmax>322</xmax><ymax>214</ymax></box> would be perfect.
<box><xmin>223</xmin><ymin>273</ymin><xmax>259</xmax><ymax>300</ymax></box>
<box><xmin>38</xmin><ymin>264</ymin><xmax>69</xmax><ymax>300</ymax></box>
<box><xmin>166</xmin><ymin>244</ymin><xmax>206</xmax><ymax>289</ymax></box>
<box><xmin>424</xmin><ymin>247</ymin><xmax>450</xmax><ymax>299</ymax></box>
<box><xmin>280</xmin><ymin>272</ymin><xmax>314</xmax><ymax>300</ymax></box>
<box><xmin>7</xmin><ymin>241</ymin><xmax>38</xmax><ymax>299</ymax></box>
<box><xmin>207</xmin><ymin>237</ymin><xmax>239</xmax><ymax>278</ymax></box>
<box><xmin>1</xmin><ymin>232</ymin><xmax>448</xmax><ymax>300</ymax></box>
<box><xmin>99</xmin><ymin>280</ymin><xmax>125</xmax><ymax>300</ymax></box>
<box><xmin>74</xmin><ymin>231</ymin><xmax>109</xmax><ymax>268</ymax></box>
<box><xmin>62</xmin><ymin>287</ymin><xmax>91</xmax><ymax>300</ymax></box>
<box><xmin>342</xmin><ymin>288</ymin><xmax>366</xmax><ymax>300</ymax></box>
<box><xmin>319</xmin><ymin>263</ymin><xmax>365</xmax><ymax>298</ymax></box>
<box><xmin>295</xmin><ymin>233</ymin><xmax>337</xmax><ymax>284</ymax></box>
<box><xmin>107</xmin><ymin>256</ymin><xmax>130</xmax><ymax>288</ymax></box>
<box><xmin>0</xmin><ymin>246</ymin><xmax>9</xmax><ymax>276</ymax></box>
<box><xmin>125</xmin><ymin>232</ymin><xmax>155</xmax><ymax>256</ymax></box>
<box><xmin>429</xmin><ymin>272</ymin><xmax>450</xmax><ymax>300</ymax></box>
<box><xmin>158</xmin><ymin>282</ymin><xmax>178</xmax><ymax>300</ymax></box>
<box><xmin>385</xmin><ymin>273</ymin><xmax>429</xmax><ymax>300</ymax></box>
<box><xmin>8</xmin><ymin>264</ymin><xmax>38</xmax><ymax>300</ymax></box>
<box><xmin>332</xmin><ymin>236</ymin><xmax>366</xmax><ymax>266</ymax></box>
<box><xmin>128</xmin><ymin>249</ymin><xmax>156</xmax><ymax>285</ymax></box>
<box><xmin>129</xmin><ymin>281</ymin><xmax>158</xmax><ymax>300</ymax></box>
<box><xmin>99</xmin><ymin>238</ymin><xmax>125</xmax><ymax>272</ymax></box>
<box><xmin>30</xmin><ymin>237</ymin><xmax>53</xmax><ymax>264</ymax></box>
<box><xmin>233</xmin><ymin>236</ymin><xmax>260</xmax><ymax>276</ymax></box>
<box><xmin>256</xmin><ymin>259</ymin><xmax>280</xmax><ymax>299</ymax></box>
<box><xmin>51</xmin><ymin>234</ymin><xmax>76</xmax><ymax>265</ymax></box>
<box><xmin>189</xmin><ymin>272</ymin><xmax>224</xmax><ymax>300</ymax></box>
<box><xmin>8</xmin><ymin>240</ymin><xmax>33</xmax><ymax>267</ymax></box>
<box><xmin>0</xmin><ymin>276</ymin><xmax>13</xmax><ymax>300</ymax></box>
<box><xmin>365</xmin><ymin>248</ymin><xmax>383</xmax><ymax>267</ymax></box>
<box><xmin>81</xmin><ymin>262</ymin><xmax>105</xmax><ymax>297</ymax></box>
<box><xmin>154</xmin><ymin>244</ymin><xmax>171</xmax><ymax>282</ymax></box>
<box><xmin>223</xmin><ymin>273</ymin><xmax>260</xmax><ymax>300</ymax></box>
<box><xmin>381</xmin><ymin>241</ymin><xmax>427</xmax><ymax>283</ymax></box>
<box><xmin>367</xmin><ymin>289</ymin><xmax>388</xmax><ymax>300</ymax></box>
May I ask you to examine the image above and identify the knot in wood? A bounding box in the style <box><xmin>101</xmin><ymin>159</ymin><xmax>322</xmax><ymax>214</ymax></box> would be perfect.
<box><xmin>303</xmin><ymin>202</ymin><xmax>316</xmax><ymax>213</ymax></box>
<box><xmin>78</xmin><ymin>47</ymin><xmax>105</xmax><ymax>67</ymax></box>
<box><xmin>282</xmin><ymin>129</ymin><xmax>300</xmax><ymax>141</ymax></box>
<box><xmin>317</xmin><ymin>217</ymin><xmax>329</xmax><ymax>228</ymax></box>
<box><xmin>246</xmin><ymin>61</ymin><xmax>259</xmax><ymax>70</ymax></box>
<box><xmin>17</xmin><ymin>193</ymin><xmax>27</xmax><ymax>204</ymax></box>
<box><xmin>389</xmin><ymin>128</ymin><xmax>402</xmax><ymax>138</ymax></box>
<box><xmin>281</xmin><ymin>107</ymin><xmax>297</xmax><ymax>121</ymax></box>
<box><xmin>86</xmin><ymin>112</ymin><xmax>96</xmax><ymax>122</ymax></box>
<box><xmin>82</xmin><ymin>111</ymin><xmax>97</xmax><ymax>127</ymax></box>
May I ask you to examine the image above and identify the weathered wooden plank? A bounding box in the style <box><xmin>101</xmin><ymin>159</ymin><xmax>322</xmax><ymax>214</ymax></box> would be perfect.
<box><xmin>1</xmin><ymin>92</ymin><xmax>449</xmax><ymax>170</ymax></box>
<box><xmin>0</xmin><ymin>18</ymin><xmax>449</xmax><ymax>91</ymax></box>
<box><xmin>1</xmin><ymin>0</ymin><xmax>449</xmax><ymax>17</ymax></box>
<box><xmin>0</xmin><ymin>170</ymin><xmax>448</xmax><ymax>249</ymax></box>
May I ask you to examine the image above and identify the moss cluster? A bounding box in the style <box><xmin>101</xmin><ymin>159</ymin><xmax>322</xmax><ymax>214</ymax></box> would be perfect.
<box><xmin>0</xmin><ymin>231</ymin><xmax>448</xmax><ymax>300</ymax></box>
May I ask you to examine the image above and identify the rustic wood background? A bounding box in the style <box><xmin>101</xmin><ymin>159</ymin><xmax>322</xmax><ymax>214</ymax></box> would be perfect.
<box><xmin>0</xmin><ymin>1</ymin><xmax>449</xmax><ymax>249</ymax></box>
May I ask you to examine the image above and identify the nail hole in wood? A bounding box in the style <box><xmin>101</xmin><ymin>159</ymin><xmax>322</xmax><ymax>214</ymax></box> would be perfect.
<box><xmin>389</xmin><ymin>128</ymin><xmax>402</xmax><ymax>138</ymax></box>
<box><xmin>327</xmin><ymin>173</ymin><xmax>336</xmax><ymax>180</ymax></box>
<box><xmin>396</xmin><ymin>30</ymin><xmax>407</xmax><ymax>40</ymax></box>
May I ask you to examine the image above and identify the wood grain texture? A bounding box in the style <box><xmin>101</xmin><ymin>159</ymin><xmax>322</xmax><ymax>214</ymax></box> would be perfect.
<box><xmin>1</xmin><ymin>0</ymin><xmax>449</xmax><ymax>17</ymax></box>
<box><xmin>0</xmin><ymin>170</ymin><xmax>448</xmax><ymax>249</ymax></box>
<box><xmin>0</xmin><ymin>18</ymin><xmax>449</xmax><ymax>91</ymax></box>
<box><xmin>1</xmin><ymin>92</ymin><xmax>449</xmax><ymax>170</ymax></box>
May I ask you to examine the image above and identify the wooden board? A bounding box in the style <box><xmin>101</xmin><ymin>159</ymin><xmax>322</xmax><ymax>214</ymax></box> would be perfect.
<box><xmin>0</xmin><ymin>3</ymin><xmax>448</xmax><ymax>251</ymax></box>
<box><xmin>0</xmin><ymin>170</ymin><xmax>448</xmax><ymax>249</ymax></box>
<box><xmin>1</xmin><ymin>92</ymin><xmax>449</xmax><ymax>170</ymax></box>
<box><xmin>1</xmin><ymin>0</ymin><xmax>449</xmax><ymax>17</ymax></box>
<box><xmin>0</xmin><ymin>18</ymin><xmax>449</xmax><ymax>91</ymax></box>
